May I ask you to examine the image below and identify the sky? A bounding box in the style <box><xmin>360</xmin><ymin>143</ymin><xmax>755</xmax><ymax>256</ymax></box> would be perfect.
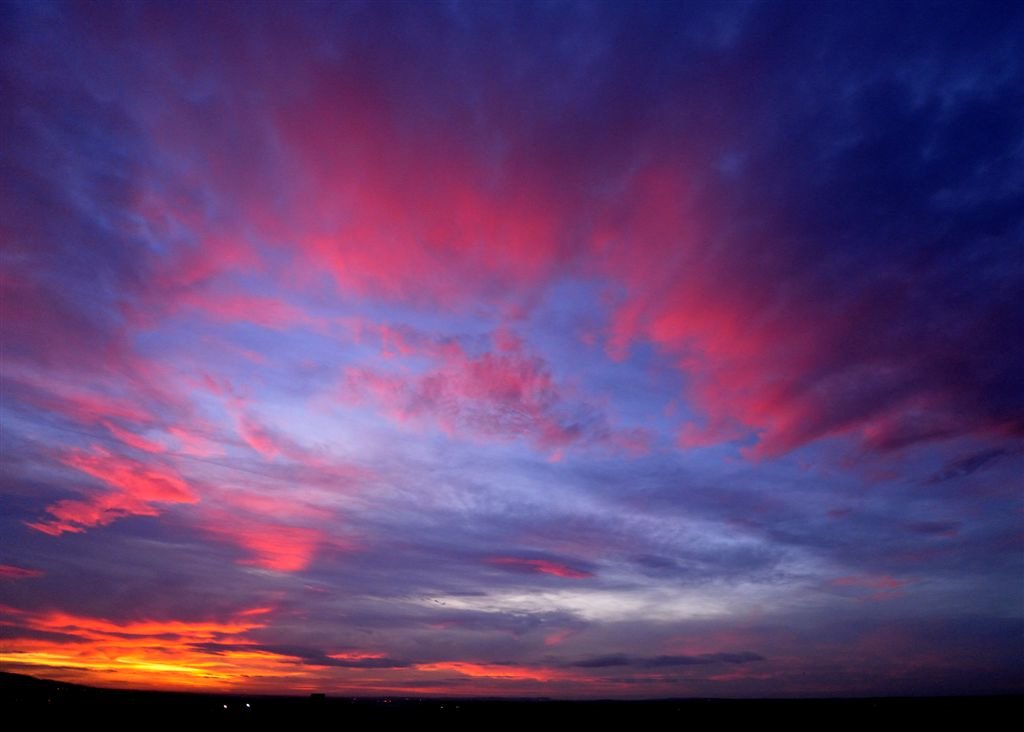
<box><xmin>1</xmin><ymin>0</ymin><xmax>1022</xmax><ymax>699</ymax></box>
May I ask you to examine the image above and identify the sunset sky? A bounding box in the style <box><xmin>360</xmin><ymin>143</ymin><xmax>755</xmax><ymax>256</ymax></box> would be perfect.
<box><xmin>1</xmin><ymin>0</ymin><xmax>1022</xmax><ymax>698</ymax></box>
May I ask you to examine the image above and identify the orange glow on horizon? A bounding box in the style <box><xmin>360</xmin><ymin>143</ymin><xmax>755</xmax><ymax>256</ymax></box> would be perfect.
<box><xmin>0</xmin><ymin>606</ymin><xmax>299</xmax><ymax>691</ymax></box>
<box><xmin>0</xmin><ymin>604</ymin><xmax>589</xmax><ymax>694</ymax></box>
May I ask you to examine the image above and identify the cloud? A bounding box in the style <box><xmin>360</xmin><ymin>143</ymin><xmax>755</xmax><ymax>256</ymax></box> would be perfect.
<box><xmin>414</xmin><ymin>661</ymin><xmax>570</xmax><ymax>683</ymax></box>
<box><xmin>6</xmin><ymin>0</ymin><xmax>1020</xmax><ymax>463</ymax></box>
<box><xmin>342</xmin><ymin>328</ymin><xmax>623</xmax><ymax>455</ymax></box>
<box><xmin>928</xmin><ymin>447</ymin><xmax>1017</xmax><ymax>484</ymax></box>
<box><xmin>831</xmin><ymin>575</ymin><xmax>909</xmax><ymax>602</ymax></box>
<box><xmin>200</xmin><ymin>515</ymin><xmax>329</xmax><ymax>573</ymax></box>
<box><xmin>487</xmin><ymin>557</ymin><xmax>593</xmax><ymax>580</ymax></box>
<box><xmin>571</xmin><ymin>654</ymin><xmax>631</xmax><ymax>668</ymax></box>
<box><xmin>324</xmin><ymin>650</ymin><xmax>407</xmax><ymax>669</ymax></box>
<box><xmin>0</xmin><ymin>604</ymin><xmax>295</xmax><ymax>690</ymax></box>
<box><xmin>646</xmin><ymin>652</ymin><xmax>764</xmax><ymax>666</ymax></box>
<box><xmin>0</xmin><ymin>565</ymin><xmax>43</xmax><ymax>580</ymax></box>
<box><xmin>26</xmin><ymin>447</ymin><xmax>198</xmax><ymax>536</ymax></box>
<box><xmin>103</xmin><ymin>421</ymin><xmax>167</xmax><ymax>454</ymax></box>
<box><xmin>1</xmin><ymin>0</ymin><xmax>1022</xmax><ymax>700</ymax></box>
<box><xmin>570</xmin><ymin>652</ymin><xmax>764</xmax><ymax>668</ymax></box>
<box><xmin>193</xmin><ymin>484</ymin><xmax>349</xmax><ymax>573</ymax></box>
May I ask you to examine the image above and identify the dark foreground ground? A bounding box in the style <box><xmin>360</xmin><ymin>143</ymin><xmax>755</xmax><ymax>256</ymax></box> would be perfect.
<box><xmin>2</xmin><ymin>671</ymin><xmax>1020</xmax><ymax>727</ymax></box>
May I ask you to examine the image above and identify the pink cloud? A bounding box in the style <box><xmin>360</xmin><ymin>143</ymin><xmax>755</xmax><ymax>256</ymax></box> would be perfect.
<box><xmin>831</xmin><ymin>574</ymin><xmax>910</xmax><ymax>601</ymax></box>
<box><xmin>487</xmin><ymin>556</ymin><xmax>593</xmax><ymax>579</ymax></box>
<box><xmin>235</xmin><ymin>412</ymin><xmax>282</xmax><ymax>458</ymax></box>
<box><xmin>170</xmin><ymin>288</ymin><xmax>321</xmax><ymax>331</ymax></box>
<box><xmin>0</xmin><ymin>565</ymin><xmax>44</xmax><ymax>580</ymax></box>
<box><xmin>543</xmin><ymin>629</ymin><xmax>576</xmax><ymax>647</ymax></box>
<box><xmin>197</xmin><ymin>487</ymin><xmax>346</xmax><ymax>573</ymax></box>
<box><xmin>201</xmin><ymin>512</ymin><xmax>333</xmax><ymax>573</ymax></box>
<box><xmin>104</xmin><ymin>421</ymin><xmax>167</xmax><ymax>454</ymax></box>
<box><xmin>167</xmin><ymin>426</ymin><xmax>224</xmax><ymax>457</ymax></box>
<box><xmin>7</xmin><ymin>367</ymin><xmax>154</xmax><ymax>427</ymax></box>
<box><xmin>26</xmin><ymin>447</ymin><xmax>198</xmax><ymax>536</ymax></box>
<box><xmin>272</xmin><ymin>70</ymin><xmax>568</xmax><ymax>307</ymax></box>
<box><xmin>342</xmin><ymin>328</ymin><xmax>605</xmax><ymax>454</ymax></box>
<box><xmin>212</xmin><ymin>522</ymin><xmax>325</xmax><ymax>573</ymax></box>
